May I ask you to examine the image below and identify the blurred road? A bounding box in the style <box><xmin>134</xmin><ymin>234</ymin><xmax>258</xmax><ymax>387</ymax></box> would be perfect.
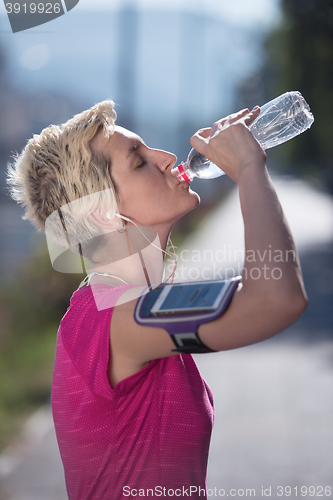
<box><xmin>0</xmin><ymin>176</ymin><xmax>332</xmax><ymax>499</ymax></box>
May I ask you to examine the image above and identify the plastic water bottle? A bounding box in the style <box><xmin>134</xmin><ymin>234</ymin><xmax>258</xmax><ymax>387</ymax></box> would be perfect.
<box><xmin>172</xmin><ymin>91</ymin><xmax>314</xmax><ymax>182</ymax></box>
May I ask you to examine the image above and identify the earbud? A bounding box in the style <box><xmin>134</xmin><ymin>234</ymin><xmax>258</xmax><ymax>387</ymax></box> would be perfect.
<box><xmin>104</xmin><ymin>212</ymin><xmax>133</xmax><ymax>233</ymax></box>
<box><xmin>116</xmin><ymin>214</ymin><xmax>126</xmax><ymax>232</ymax></box>
<box><xmin>115</xmin><ymin>213</ymin><xmax>131</xmax><ymax>223</ymax></box>
<box><xmin>105</xmin><ymin>211</ymin><xmax>126</xmax><ymax>229</ymax></box>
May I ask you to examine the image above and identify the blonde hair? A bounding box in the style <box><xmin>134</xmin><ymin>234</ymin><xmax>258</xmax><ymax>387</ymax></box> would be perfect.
<box><xmin>7</xmin><ymin>100</ymin><xmax>118</xmax><ymax>250</ymax></box>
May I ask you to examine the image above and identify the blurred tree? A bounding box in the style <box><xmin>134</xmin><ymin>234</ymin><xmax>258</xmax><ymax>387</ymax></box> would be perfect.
<box><xmin>238</xmin><ymin>0</ymin><xmax>333</xmax><ymax>190</ymax></box>
<box><xmin>0</xmin><ymin>245</ymin><xmax>84</xmax><ymax>450</ymax></box>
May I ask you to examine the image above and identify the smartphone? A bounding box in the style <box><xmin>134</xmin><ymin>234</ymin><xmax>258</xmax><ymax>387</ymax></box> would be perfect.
<box><xmin>149</xmin><ymin>279</ymin><xmax>240</xmax><ymax>316</ymax></box>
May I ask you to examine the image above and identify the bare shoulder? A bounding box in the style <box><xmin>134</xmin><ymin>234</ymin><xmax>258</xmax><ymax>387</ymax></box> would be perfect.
<box><xmin>108</xmin><ymin>286</ymin><xmax>178</xmax><ymax>388</ymax></box>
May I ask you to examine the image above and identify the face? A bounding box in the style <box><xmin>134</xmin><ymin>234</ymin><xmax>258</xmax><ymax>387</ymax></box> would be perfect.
<box><xmin>91</xmin><ymin>126</ymin><xmax>200</xmax><ymax>231</ymax></box>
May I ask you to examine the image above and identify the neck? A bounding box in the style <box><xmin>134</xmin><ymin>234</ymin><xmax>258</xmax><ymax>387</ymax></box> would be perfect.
<box><xmin>89</xmin><ymin>224</ymin><xmax>173</xmax><ymax>287</ymax></box>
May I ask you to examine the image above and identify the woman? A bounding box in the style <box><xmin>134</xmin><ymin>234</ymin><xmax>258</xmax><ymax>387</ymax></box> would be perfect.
<box><xmin>8</xmin><ymin>100</ymin><xmax>307</xmax><ymax>499</ymax></box>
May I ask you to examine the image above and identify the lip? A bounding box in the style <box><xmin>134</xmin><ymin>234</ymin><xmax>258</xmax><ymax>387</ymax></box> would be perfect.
<box><xmin>169</xmin><ymin>163</ymin><xmax>191</xmax><ymax>186</ymax></box>
<box><xmin>171</xmin><ymin>170</ymin><xmax>190</xmax><ymax>186</ymax></box>
<box><xmin>170</xmin><ymin>165</ymin><xmax>180</xmax><ymax>182</ymax></box>
<box><xmin>178</xmin><ymin>178</ymin><xmax>191</xmax><ymax>185</ymax></box>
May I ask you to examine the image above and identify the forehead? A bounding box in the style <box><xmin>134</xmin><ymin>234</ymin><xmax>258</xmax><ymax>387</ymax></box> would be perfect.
<box><xmin>90</xmin><ymin>125</ymin><xmax>141</xmax><ymax>158</ymax></box>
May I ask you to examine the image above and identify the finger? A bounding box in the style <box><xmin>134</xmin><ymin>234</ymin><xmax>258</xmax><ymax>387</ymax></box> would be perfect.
<box><xmin>196</xmin><ymin>127</ymin><xmax>212</xmax><ymax>139</ymax></box>
<box><xmin>218</xmin><ymin>108</ymin><xmax>249</xmax><ymax>127</ymax></box>
<box><xmin>190</xmin><ymin>129</ymin><xmax>210</xmax><ymax>155</ymax></box>
<box><xmin>210</xmin><ymin>107</ymin><xmax>252</xmax><ymax>138</ymax></box>
<box><xmin>209</xmin><ymin>121</ymin><xmax>223</xmax><ymax>137</ymax></box>
<box><xmin>244</xmin><ymin>106</ymin><xmax>261</xmax><ymax>126</ymax></box>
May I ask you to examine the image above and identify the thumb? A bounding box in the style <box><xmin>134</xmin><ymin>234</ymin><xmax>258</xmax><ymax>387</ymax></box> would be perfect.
<box><xmin>190</xmin><ymin>127</ymin><xmax>211</xmax><ymax>156</ymax></box>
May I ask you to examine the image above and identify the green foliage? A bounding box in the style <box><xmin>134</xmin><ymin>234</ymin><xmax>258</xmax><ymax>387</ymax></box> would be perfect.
<box><xmin>0</xmin><ymin>244</ymin><xmax>83</xmax><ymax>450</ymax></box>
<box><xmin>263</xmin><ymin>0</ymin><xmax>333</xmax><ymax>184</ymax></box>
<box><xmin>238</xmin><ymin>0</ymin><xmax>333</xmax><ymax>188</ymax></box>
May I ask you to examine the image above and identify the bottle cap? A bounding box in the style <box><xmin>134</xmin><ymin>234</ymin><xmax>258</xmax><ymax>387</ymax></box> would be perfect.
<box><xmin>171</xmin><ymin>162</ymin><xmax>192</xmax><ymax>183</ymax></box>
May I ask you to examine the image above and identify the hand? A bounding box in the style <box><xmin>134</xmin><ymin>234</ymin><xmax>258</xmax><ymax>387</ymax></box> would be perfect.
<box><xmin>190</xmin><ymin>107</ymin><xmax>266</xmax><ymax>183</ymax></box>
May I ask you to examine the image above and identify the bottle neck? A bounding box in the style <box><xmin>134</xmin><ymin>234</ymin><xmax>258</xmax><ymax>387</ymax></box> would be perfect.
<box><xmin>172</xmin><ymin>162</ymin><xmax>193</xmax><ymax>183</ymax></box>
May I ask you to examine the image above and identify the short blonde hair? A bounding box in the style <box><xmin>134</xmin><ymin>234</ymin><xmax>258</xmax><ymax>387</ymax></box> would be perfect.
<box><xmin>7</xmin><ymin>100</ymin><xmax>118</xmax><ymax>250</ymax></box>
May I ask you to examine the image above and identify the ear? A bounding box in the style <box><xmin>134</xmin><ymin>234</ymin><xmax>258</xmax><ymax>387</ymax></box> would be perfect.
<box><xmin>88</xmin><ymin>209</ymin><xmax>124</xmax><ymax>231</ymax></box>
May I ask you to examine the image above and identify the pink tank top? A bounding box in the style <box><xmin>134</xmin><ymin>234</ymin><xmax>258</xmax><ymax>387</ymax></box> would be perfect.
<box><xmin>52</xmin><ymin>284</ymin><xmax>214</xmax><ymax>499</ymax></box>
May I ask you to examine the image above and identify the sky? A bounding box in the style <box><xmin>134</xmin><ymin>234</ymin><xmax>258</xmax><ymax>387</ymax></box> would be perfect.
<box><xmin>75</xmin><ymin>0</ymin><xmax>281</xmax><ymax>29</ymax></box>
<box><xmin>0</xmin><ymin>0</ymin><xmax>281</xmax><ymax>28</ymax></box>
<box><xmin>80</xmin><ymin>0</ymin><xmax>281</xmax><ymax>26</ymax></box>
<box><xmin>0</xmin><ymin>0</ymin><xmax>280</xmax><ymax>131</ymax></box>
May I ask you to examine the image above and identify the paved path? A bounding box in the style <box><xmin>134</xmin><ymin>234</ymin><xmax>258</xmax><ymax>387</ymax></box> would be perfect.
<box><xmin>1</xmin><ymin>176</ymin><xmax>332</xmax><ymax>499</ymax></box>
<box><xmin>0</xmin><ymin>407</ymin><xmax>67</xmax><ymax>500</ymax></box>
<box><xmin>195</xmin><ymin>336</ymin><xmax>333</xmax><ymax>496</ymax></box>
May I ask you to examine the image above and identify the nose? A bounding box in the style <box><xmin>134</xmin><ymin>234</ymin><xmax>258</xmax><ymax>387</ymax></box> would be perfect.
<box><xmin>150</xmin><ymin>148</ymin><xmax>177</xmax><ymax>172</ymax></box>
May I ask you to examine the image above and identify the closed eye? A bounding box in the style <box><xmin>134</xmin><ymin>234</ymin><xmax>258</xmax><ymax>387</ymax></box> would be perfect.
<box><xmin>137</xmin><ymin>160</ymin><xmax>147</xmax><ymax>168</ymax></box>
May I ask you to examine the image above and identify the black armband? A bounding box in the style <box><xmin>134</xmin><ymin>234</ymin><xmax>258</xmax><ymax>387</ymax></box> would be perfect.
<box><xmin>134</xmin><ymin>278</ymin><xmax>241</xmax><ymax>355</ymax></box>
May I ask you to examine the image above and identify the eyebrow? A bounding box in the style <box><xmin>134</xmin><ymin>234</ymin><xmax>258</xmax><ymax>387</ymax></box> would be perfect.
<box><xmin>126</xmin><ymin>139</ymin><xmax>144</xmax><ymax>159</ymax></box>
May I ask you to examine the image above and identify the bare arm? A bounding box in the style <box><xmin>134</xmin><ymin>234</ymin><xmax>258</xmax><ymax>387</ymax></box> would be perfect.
<box><xmin>109</xmin><ymin>108</ymin><xmax>307</xmax><ymax>385</ymax></box>
<box><xmin>191</xmin><ymin>108</ymin><xmax>308</xmax><ymax>350</ymax></box>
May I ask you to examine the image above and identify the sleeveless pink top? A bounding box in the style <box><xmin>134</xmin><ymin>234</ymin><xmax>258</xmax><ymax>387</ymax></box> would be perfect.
<box><xmin>52</xmin><ymin>285</ymin><xmax>214</xmax><ymax>499</ymax></box>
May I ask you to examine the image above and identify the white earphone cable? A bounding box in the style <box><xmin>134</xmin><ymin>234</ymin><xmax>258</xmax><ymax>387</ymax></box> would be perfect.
<box><xmin>116</xmin><ymin>213</ymin><xmax>177</xmax><ymax>283</ymax></box>
<box><xmin>79</xmin><ymin>213</ymin><xmax>178</xmax><ymax>288</ymax></box>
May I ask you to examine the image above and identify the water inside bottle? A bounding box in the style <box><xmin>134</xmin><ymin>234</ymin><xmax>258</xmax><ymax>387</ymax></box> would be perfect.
<box><xmin>187</xmin><ymin>148</ymin><xmax>223</xmax><ymax>179</ymax></box>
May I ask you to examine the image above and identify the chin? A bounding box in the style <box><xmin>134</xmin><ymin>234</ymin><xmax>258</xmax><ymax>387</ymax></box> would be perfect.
<box><xmin>189</xmin><ymin>187</ymin><xmax>201</xmax><ymax>206</ymax></box>
<box><xmin>181</xmin><ymin>189</ymin><xmax>200</xmax><ymax>217</ymax></box>
<box><xmin>167</xmin><ymin>190</ymin><xmax>200</xmax><ymax>226</ymax></box>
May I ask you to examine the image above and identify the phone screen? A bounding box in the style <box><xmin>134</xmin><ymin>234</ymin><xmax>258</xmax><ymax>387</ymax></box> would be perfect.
<box><xmin>150</xmin><ymin>281</ymin><xmax>228</xmax><ymax>315</ymax></box>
